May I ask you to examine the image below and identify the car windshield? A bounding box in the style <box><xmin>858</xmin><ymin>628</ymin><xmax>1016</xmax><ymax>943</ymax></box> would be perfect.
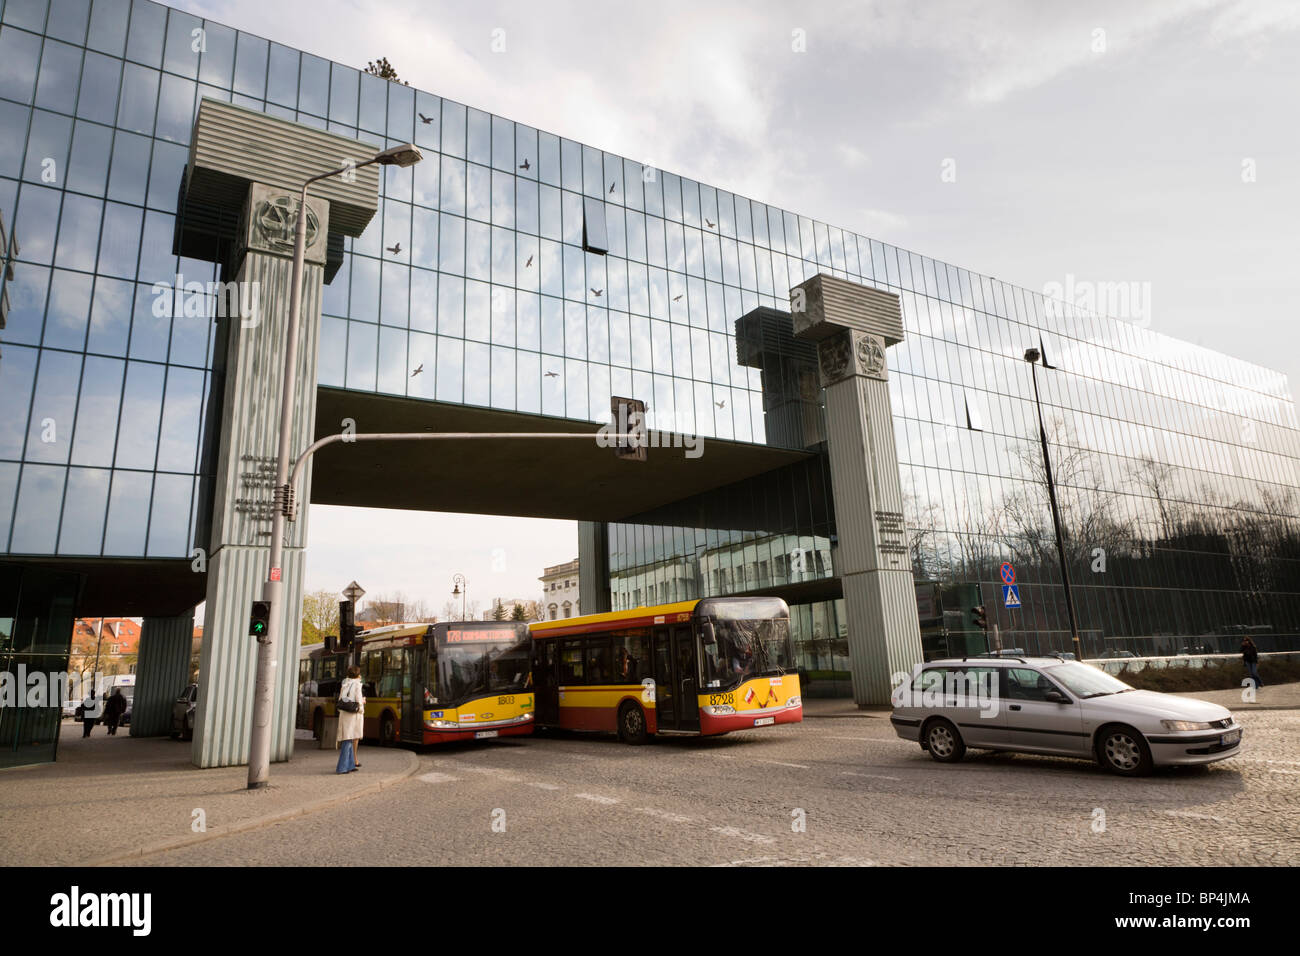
<box><xmin>702</xmin><ymin>618</ymin><xmax>792</xmax><ymax>688</ymax></box>
<box><xmin>1045</xmin><ymin>662</ymin><xmax>1134</xmax><ymax>698</ymax></box>
<box><xmin>434</xmin><ymin>631</ymin><xmax>531</xmax><ymax>704</ymax></box>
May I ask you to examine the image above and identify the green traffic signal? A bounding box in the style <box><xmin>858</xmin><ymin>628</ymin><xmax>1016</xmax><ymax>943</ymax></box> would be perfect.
<box><xmin>249</xmin><ymin>600</ymin><xmax>271</xmax><ymax>638</ymax></box>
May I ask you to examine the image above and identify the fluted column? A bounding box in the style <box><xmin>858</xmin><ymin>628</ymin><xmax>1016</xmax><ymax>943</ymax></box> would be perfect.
<box><xmin>192</xmin><ymin>184</ymin><xmax>328</xmax><ymax>767</ymax></box>
<box><xmin>793</xmin><ymin>274</ymin><xmax>923</xmax><ymax>705</ymax></box>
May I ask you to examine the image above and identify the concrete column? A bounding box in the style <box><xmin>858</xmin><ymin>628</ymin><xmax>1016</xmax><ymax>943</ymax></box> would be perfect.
<box><xmin>192</xmin><ymin>184</ymin><xmax>327</xmax><ymax>768</ymax></box>
<box><xmin>792</xmin><ymin>274</ymin><xmax>923</xmax><ymax>705</ymax></box>
<box><xmin>173</xmin><ymin>99</ymin><xmax>381</xmax><ymax>768</ymax></box>
<box><xmin>578</xmin><ymin>521</ymin><xmax>611</xmax><ymax>614</ymax></box>
<box><xmin>132</xmin><ymin>609</ymin><xmax>196</xmax><ymax>737</ymax></box>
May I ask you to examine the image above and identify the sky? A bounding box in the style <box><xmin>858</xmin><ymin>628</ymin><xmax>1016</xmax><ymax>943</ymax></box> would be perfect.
<box><xmin>172</xmin><ymin>0</ymin><xmax>1300</xmax><ymax>620</ymax></box>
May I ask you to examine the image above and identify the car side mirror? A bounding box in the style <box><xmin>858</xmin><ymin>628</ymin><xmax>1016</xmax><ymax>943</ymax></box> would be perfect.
<box><xmin>1044</xmin><ymin>690</ymin><xmax>1069</xmax><ymax>704</ymax></box>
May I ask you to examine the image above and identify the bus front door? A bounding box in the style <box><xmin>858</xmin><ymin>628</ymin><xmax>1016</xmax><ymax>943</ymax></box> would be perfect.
<box><xmin>673</xmin><ymin>625</ymin><xmax>700</xmax><ymax>731</ymax></box>
<box><xmin>401</xmin><ymin>646</ymin><xmax>423</xmax><ymax>742</ymax></box>
<box><xmin>652</xmin><ymin>626</ymin><xmax>700</xmax><ymax>732</ymax></box>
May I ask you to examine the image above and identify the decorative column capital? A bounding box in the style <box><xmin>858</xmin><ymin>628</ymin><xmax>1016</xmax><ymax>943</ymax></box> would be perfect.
<box><xmin>817</xmin><ymin>329</ymin><xmax>888</xmax><ymax>387</ymax></box>
<box><xmin>236</xmin><ymin>182</ymin><xmax>330</xmax><ymax>264</ymax></box>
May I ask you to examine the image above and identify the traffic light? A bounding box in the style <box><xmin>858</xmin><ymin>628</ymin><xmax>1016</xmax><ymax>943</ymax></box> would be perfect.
<box><xmin>971</xmin><ymin>605</ymin><xmax>988</xmax><ymax>631</ymax></box>
<box><xmin>339</xmin><ymin>601</ymin><xmax>358</xmax><ymax>650</ymax></box>
<box><xmin>249</xmin><ymin>600</ymin><xmax>271</xmax><ymax>639</ymax></box>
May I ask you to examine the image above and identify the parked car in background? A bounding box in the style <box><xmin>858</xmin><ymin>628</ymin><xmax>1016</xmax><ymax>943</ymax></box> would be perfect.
<box><xmin>171</xmin><ymin>684</ymin><xmax>198</xmax><ymax>740</ymax></box>
<box><xmin>891</xmin><ymin>657</ymin><xmax>1241</xmax><ymax>776</ymax></box>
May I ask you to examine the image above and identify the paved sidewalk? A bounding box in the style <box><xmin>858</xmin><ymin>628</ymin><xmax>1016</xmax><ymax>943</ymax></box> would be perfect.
<box><xmin>0</xmin><ymin>723</ymin><xmax>418</xmax><ymax>866</ymax></box>
<box><xmin>803</xmin><ymin>682</ymin><xmax>1300</xmax><ymax>717</ymax></box>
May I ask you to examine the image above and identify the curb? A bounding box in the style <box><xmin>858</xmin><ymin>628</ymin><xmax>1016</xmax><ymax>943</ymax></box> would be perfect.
<box><xmin>88</xmin><ymin>748</ymin><xmax>420</xmax><ymax>866</ymax></box>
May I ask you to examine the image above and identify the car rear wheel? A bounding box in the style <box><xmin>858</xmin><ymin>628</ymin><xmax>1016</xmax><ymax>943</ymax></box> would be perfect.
<box><xmin>1097</xmin><ymin>724</ymin><xmax>1153</xmax><ymax>776</ymax></box>
<box><xmin>923</xmin><ymin>718</ymin><xmax>965</xmax><ymax>763</ymax></box>
<box><xmin>617</xmin><ymin>701</ymin><xmax>648</xmax><ymax>745</ymax></box>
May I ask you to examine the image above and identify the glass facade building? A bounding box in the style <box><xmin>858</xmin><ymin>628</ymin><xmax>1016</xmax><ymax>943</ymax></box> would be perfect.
<box><xmin>2</xmin><ymin>0</ymin><xmax>1298</xmax><ymax>723</ymax></box>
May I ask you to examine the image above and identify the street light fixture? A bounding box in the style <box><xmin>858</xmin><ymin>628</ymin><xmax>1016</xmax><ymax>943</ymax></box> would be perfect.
<box><xmin>1024</xmin><ymin>346</ymin><xmax>1083</xmax><ymax>662</ymax></box>
<box><xmin>246</xmin><ymin>144</ymin><xmax>423</xmax><ymax>791</ymax></box>
<box><xmin>451</xmin><ymin>573</ymin><xmax>467</xmax><ymax>621</ymax></box>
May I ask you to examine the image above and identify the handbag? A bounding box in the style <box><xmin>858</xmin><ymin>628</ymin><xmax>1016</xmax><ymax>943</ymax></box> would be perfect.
<box><xmin>336</xmin><ymin>696</ymin><xmax>360</xmax><ymax>713</ymax></box>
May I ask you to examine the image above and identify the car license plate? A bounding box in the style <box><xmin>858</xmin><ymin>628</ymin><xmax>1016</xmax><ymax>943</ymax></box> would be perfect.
<box><xmin>1221</xmin><ymin>729</ymin><xmax>1240</xmax><ymax>746</ymax></box>
<box><xmin>475</xmin><ymin>730</ymin><xmax>498</xmax><ymax>739</ymax></box>
<box><xmin>753</xmin><ymin>716</ymin><xmax>775</xmax><ymax>727</ymax></box>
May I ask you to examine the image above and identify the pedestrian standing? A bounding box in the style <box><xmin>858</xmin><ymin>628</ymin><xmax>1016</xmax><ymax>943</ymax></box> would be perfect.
<box><xmin>80</xmin><ymin>692</ymin><xmax>100</xmax><ymax>737</ymax></box>
<box><xmin>1241</xmin><ymin>636</ymin><xmax>1264</xmax><ymax>689</ymax></box>
<box><xmin>335</xmin><ymin>665</ymin><xmax>365</xmax><ymax>774</ymax></box>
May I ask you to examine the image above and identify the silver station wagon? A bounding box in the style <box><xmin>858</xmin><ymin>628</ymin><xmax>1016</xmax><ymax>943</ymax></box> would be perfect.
<box><xmin>890</xmin><ymin>657</ymin><xmax>1242</xmax><ymax>776</ymax></box>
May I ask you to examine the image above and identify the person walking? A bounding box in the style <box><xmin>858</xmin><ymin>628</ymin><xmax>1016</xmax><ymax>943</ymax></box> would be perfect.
<box><xmin>335</xmin><ymin>665</ymin><xmax>365</xmax><ymax>774</ymax></box>
<box><xmin>103</xmin><ymin>688</ymin><xmax>127</xmax><ymax>735</ymax></box>
<box><xmin>1242</xmin><ymin>636</ymin><xmax>1264</xmax><ymax>690</ymax></box>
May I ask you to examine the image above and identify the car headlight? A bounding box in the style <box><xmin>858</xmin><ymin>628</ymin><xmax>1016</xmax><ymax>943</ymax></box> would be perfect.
<box><xmin>1161</xmin><ymin>719</ymin><xmax>1214</xmax><ymax>732</ymax></box>
<box><xmin>704</xmin><ymin>704</ymin><xmax>735</xmax><ymax>716</ymax></box>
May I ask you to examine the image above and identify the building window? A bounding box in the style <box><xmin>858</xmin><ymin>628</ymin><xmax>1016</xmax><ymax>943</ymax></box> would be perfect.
<box><xmin>582</xmin><ymin>196</ymin><xmax>608</xmax><ymax>254</ymax></box>
<box><xmin>964</xmin><ymin>392</ymin><xmax>983</xmax><ymax>431</ymax></box>
<box><xmin>562</xmin><ymin>601</ymin><xmax>572</xmax><ymax>618</ymax></box>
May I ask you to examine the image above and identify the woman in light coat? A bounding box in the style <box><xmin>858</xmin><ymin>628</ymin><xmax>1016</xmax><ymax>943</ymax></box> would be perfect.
<box><xmin>336</xmin><ymin>665</ymin><xmax>366</xmax><ymax>774</ymax></box>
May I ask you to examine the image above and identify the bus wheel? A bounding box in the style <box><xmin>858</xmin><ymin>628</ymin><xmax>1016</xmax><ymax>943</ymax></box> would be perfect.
<box><xmin>380</xmin><ymin>713</ymin><xmax>397</xmax><ymax>746</ymax></box>
<box><xmin>312</xmin><ymin>710</ymin><xmax>324</xmax><ymax>741</ymax></box>
<box><xmin>618</xmin><ymin>702</ymin><xmax>648</xmax><ymax>745</ymax></box>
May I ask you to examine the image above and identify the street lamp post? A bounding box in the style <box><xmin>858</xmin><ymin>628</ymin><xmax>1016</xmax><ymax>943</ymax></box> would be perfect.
<box><xmin>1023</xmin><ymin>347</ymin><xmax>1084</xmax><ymax>662</ymax></box>
<box><xmin>451</xmin><ymin>573</ymin><xmax>467</xmax><ymax>621</ymax></box>
<box><xmin>247</xmin><ymin>143</ymin><xmax>422</xmax><ymax>791</ymax></box>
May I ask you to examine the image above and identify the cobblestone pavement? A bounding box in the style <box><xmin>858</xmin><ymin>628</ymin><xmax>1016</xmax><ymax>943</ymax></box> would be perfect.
<box><xmin>140</xmin><ymin>707</ymin><xmax>1300</xmax><ymax>866</ymax></box>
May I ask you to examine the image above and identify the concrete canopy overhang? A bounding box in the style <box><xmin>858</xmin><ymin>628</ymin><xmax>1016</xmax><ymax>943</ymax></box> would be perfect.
<box><xmin>310</xmin><ymin>387</ymin><xmax>813</xmax><ymax>521</ymax></box>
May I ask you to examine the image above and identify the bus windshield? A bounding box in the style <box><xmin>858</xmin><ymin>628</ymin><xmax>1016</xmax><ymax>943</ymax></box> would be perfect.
<box><xmin>702</xmin><ymin>617</ymin><xmax>792</xmax><ymax>688</ymax></box>
<box><xmin>434</xmin><ymin>630</ymin><xmax>531</xmax><ymax>704</ymax></box>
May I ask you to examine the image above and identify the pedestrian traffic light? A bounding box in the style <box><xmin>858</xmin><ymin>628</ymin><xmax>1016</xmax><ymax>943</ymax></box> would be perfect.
<box><xmin>339</xmin><ymin>601</ymin><xmax>358</xmax><ymax>650</ymax></box>
<box><xmin>249</xmin><ymin>600</ymin><xmax>271</xmax><ymax>639</ymax></box>
<box><xmin>971</xmin><ymin>605</ymin><xmax>988</xmax><ymax>631</ymax></box>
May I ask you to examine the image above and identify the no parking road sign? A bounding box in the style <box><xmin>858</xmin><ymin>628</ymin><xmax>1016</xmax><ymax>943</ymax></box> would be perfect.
<box><xmin>1003</xmin><ymin>584</ymin><xmax>1021</xmax><ymax>609</ymax></box>
<box><xmin>1000</xmin><ymin>562</ymin><xmax>1016</xmax><ymax>585</ymax></box>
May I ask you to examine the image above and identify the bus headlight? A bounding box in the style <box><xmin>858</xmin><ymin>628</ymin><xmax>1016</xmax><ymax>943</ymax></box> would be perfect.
<box><xmin>787</xmin><ymin>696</ymin><xmax>802</xmax><ymax>708</ymax></box>
<box><xmin>427</xmin><ymin>719</ymin><xmax>458</xmax><ymax>729</ymax></box>
<box><xmin>704</xmin><ymin>704</ymin><xmax>735</xmax><ymax>716</ymax></box>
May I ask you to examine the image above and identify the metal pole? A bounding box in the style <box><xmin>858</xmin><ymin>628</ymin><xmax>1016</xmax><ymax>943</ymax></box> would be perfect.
<box><xmin>1029</xmin><ymin>362</ymin><xmax>1084</xmax><ymax>662</ymax></box>
<box><xmin>246</xmin><ymin>182</ymin><xmax>310</xmax><ymax>790</ymax></box>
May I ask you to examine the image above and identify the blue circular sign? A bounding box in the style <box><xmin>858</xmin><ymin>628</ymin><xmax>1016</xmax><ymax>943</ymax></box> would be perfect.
<box><xmin>1000</xmin><ymin>562</ymin><xmax>1016</xmax><ymax>584</ymax></box>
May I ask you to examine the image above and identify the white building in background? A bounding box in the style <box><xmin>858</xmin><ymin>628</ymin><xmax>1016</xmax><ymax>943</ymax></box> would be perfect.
<box><xmin>539</xmin><ymin>559</ymin><xmax>581</xmax><ymax>620</ymax></box>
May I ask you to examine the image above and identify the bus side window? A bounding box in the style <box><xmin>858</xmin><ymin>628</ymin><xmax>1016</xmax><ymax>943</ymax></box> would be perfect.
<box><xmin>585</xmin><ymin>638</ymin><xmax>611</xmax><ymax>685</ymax></box>
<box><xmin>559</xmin><ymin>641</ymin><xmax>584</xmax><ymax>684</ymax></box>
<box><xmin>613</xmin><ymin>633</ymin><xmax>646</xmax><ymax>683</ymax></box>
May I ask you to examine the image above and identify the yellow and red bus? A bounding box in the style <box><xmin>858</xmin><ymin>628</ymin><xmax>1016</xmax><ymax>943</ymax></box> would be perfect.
<box><xmin>530</xmin><ymin>597</ymin><xmax>800</xmax><ymax>743</ymax></box>
<box><xmin>298</xmin><ymin>621</ymin><xmax>534</xmax><ymax>744</ymax></box>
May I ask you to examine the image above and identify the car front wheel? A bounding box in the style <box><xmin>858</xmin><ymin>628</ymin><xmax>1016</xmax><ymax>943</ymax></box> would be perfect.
<box><xmin>923</xmin><ymin>718</ymin><xmax>965</xmax><ymax>763</ymax></box>
<box><xmin>1097</xmin><ymin>724</ymin><xmax>1153</xmax><ymax>776</ymax></box>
